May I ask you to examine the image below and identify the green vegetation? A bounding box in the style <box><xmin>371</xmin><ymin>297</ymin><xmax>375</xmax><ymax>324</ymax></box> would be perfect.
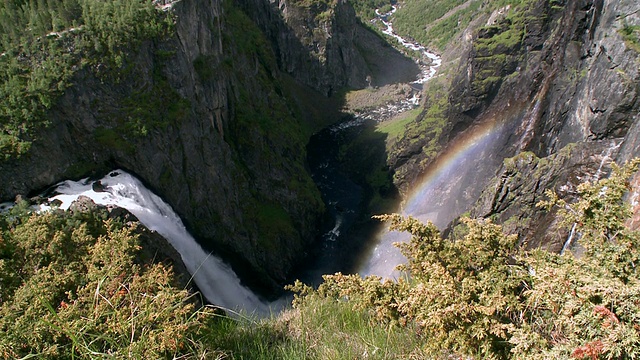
<box><xmin>377</xmin><ymin>107</ymin><xmax>423</xmax><ymax>144</ymax></box>
<box><xmin>0</xmin><ymin>206</ymin><xmax>214</xmax><ymax>358</ymax></box>
<box><xmin>392</xmin><ymin>0</ymin><xmax>469</xmax><ymax>50</ymax></box>
<box><xmin>390</xmin><ymin>78</ymin><xmax>449</xmax><ymax>173</ymax></box>
<box><xmin>0</xmin><ymin>0</ymin><xmax>173</xmax><ymax>159</ymax></box>
<box><xmin>619</xmin><ymin>23</ymin><xmax>640</xmax><ymax>53</ymax></box>
<box><xmin>288</xmin><ymin>0</ymin><xmax>340</xmax><ymax>23</ymax></box>
<box><xmin>389</xmin><ymin>0</ymin><xmax>536</xmax><ymax>52</ymax></box>
<box><xmin>203</xmin><ymin>295</ymin><xmax>426</xmax><ymax>359</ymax></box>
<box><xmin>288</xmin><ymin>0</ymin><xmax>337</xmax><ymax>7</ymax></box>
<box><xmin>350</xmin><ymin>0</ymin><xmax>393</xmax><ymax>21</ymax></box>
<box><xmin>287</xmin><ymin>158</ymin><xmax>640</xmax><ymax>359</ymax></box>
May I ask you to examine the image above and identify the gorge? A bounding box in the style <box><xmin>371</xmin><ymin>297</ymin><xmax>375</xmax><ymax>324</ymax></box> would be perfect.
<box><xmin>2</xmin><ymin>0</ymin><xmax>640</xmax><ymax>357</ymax></box>
<box><xmin>1</xmin><ymin>0</ymin><xmax>640</xmax><ymax>315</ymax></box>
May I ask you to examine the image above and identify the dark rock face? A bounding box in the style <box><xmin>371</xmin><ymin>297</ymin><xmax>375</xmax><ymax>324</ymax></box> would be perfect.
<box><xmin>473</xmin><ymin>0</ymin><xmax>640</xmax><ymax>249</ymax></box>
<box><xmin>238</xmin><ymin>0</ymin><xmax>419</xmax><ymax>95</ymax></box>
<box><xmin>463</xmin><ymin>140</ymin><xmax>622</xmax><ymax>251</ymax></box>
<box><xmin>0</xmin><ymin>0</ymin><xmax>411</xmax><ymax>295</ymax></box>
<box><xmin>394</xmin><ymin>0</ymin><xmax>640</xmax><ymax>250</ymax></box>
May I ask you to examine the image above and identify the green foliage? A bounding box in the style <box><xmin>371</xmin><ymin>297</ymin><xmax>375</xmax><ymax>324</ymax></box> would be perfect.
<box><xmin>2</xmin><ymin>160</ymin><xmax>640</xmax><ymax>358</ymax></box>
<box><xmin>390</xmin><ymin>79</ymin><xmax>449</xmax><ymax>173</ymax></box>
<box><xmin>201</xmin><ymin>312</ymin><xmax>309</xmax><ymax>360</ymax></box>
<box><xmin>377</xmin><ymin>108</ymin><xmax>422</xmax><ymax>141</ymax></box>
<box><xmin>0</xmin><ymin>209</ymin><xmax>213</xmax><ymax>358</ymax></box>
<box><xmin>389</xmin><ymin>0</ymin><xmax>534</xmax><ymax>52</ymax></box>
<box><xmin>289</xmin><ymin>159</ymin><xmax>640</xmax><ymax>359</ymax></box>
<box><xmin>295</xmin><ymin>216</ymin><xmax>527</xmax><ymax>359</ymax></box>
<box><xmin>392</xmin><ymin>0</ymin><xmax>468</xmax><ymax>50</ymax></box>
<box><xmin>537</xmin><ymin>158</ymin><xmax>640</xmax><ymax>283</ymax></box>
<box><xmin>349</xmin><ymin>0</ymin><xmax>393</xmax><ymax>21</ymax></box>
<box><xmin>619</xmin><ymin>23</ymin><xmax>640</xmax><ymax>53</ymax></box>
<box><xmin>212</xmin><ymin>286</ymin><xmax>426</xmax><ymax>359</ymax></box>
<box><xmin>0</xmin><ymin>0</ymin><xmax>173</xmax><ymax>159</ymax></box>
<box><xmin>427</xmin><ymin>1</ymin><xmax>483</xmax><ymax>50</ymax></box>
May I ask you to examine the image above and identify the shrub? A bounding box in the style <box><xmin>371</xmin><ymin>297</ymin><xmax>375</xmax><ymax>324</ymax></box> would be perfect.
<box><xmin>290</xmin><ymin>159</ymin><xmax>640</xmax><ymax>359</ymax></box>
<box><xmin>0</xmin><ymin>209</ymin><xmax>213</xmax><ymax>358</ymax></box>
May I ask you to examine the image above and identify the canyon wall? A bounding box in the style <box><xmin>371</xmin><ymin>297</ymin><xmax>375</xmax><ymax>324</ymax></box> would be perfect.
<box><xmin>0</xmin><ymin>0</ymin><xmax>414</xmax><ymax>295</ymax></box>
<box><xmin>392</xmin><ymin>0</ymin><xmax>639</xmax><ymax>249</ymax></box>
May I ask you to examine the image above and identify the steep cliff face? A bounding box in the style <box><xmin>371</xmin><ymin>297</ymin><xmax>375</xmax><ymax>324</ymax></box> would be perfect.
<box><xmin>392</xmin><ymin>0</ymin><xmax>640</xmax><ymax>249</ymax></box>
<box><xmin>460</xmin><ymin>0</ymin><xmax>640</xmax><ymax>249</ymax></box>
<box><xmin>0</xmin><ymin>0</ymin><xmax>400</xmax><ymax>295</ymax></box>
<box><xmin>237</xmin><ymin>0</ymin><xmax>419</xmax><ymax>96</ymax></box>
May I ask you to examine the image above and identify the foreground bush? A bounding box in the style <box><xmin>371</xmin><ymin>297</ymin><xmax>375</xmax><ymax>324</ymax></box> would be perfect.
<box><xmin>0</xmin><ymin>208</ymin><xmax>214</xmax><ymax>358</ymax></box>
<box><xmin>2</xmin><ymin>159</ymin><xmax>640</xmax><ymax>359</ymax></box>
<box><xmin>290</xmin><ymin>159</ymin><xmax>640</xmax><ymax>359</ymax></box>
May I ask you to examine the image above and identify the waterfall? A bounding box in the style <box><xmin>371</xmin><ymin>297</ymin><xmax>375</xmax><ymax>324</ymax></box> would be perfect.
<box><xmin>561</xmin><ymin>139</ymin><xmax>622</xmax><ymax>254</ymax></box>
<box><xmin>594</xmin><ymin>140</ymin><xmax>621</xmax><ymax>180</ymax></box>
<box><xmin>40</xmin><ymin>170</ymin><xmax>272</xmax><ymax>316</ymax></box>
<box><xmin>560</xmin><ymin>222</ymin><xmax>577</xmax><ymax>255</ymax></box>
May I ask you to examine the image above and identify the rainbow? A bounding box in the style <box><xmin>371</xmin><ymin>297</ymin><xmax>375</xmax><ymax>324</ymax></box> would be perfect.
<box><xmin>360</xmin><ymin>103</ymin><xmax>530</xmax><ymax>277</ymax></box>
<box><xmin>402</xmin><ymin>97</ymin><xmax>534</xmax><ymax>226</ymax></box>
<box><xmin>403</xmin><ymin>118</ymin><xmax>509</xmax><ymax>224</ymax></box>
<box><xmin>360</xmin><ymin>117</ymin><xmax>513</xmax><ymax>277</ymax></box>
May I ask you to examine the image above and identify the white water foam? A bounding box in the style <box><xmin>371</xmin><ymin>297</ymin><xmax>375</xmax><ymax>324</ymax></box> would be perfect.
<box><xmin>375</xmin><ymin>5</ymin><xmax>442</xmax><ymax>84</ymax></box>
<box><xmin>41</xmin><ymin>170</ymin><xmax>273</xmax><ymax>316</ymax></box>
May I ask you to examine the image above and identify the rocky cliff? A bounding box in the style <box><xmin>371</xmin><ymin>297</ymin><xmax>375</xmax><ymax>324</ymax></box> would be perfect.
<box><xmin>391</xmin><ymin>0</ymin><xmax>640</xmax><ymax>249</ymax></box>
<box><xmin>0</xmin><ymin>0</ymin><xmax>412</xmax><ymax>295</ymax></box>
<box><xmin>237</xmin><ymin>0</ymin><xmax>419</xmax><ymax>95</ymax></box>
<box><xmin>469</xmin><ymin>0</ymin><xmax>640</xmax><ymax>250</ymax></box>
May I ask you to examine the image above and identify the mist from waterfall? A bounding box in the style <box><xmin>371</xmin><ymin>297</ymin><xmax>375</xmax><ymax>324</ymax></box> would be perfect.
<box><xmin>359</xmin><ymin>116</ymin><xmax>522</xmax><ymax>279</ymax></box>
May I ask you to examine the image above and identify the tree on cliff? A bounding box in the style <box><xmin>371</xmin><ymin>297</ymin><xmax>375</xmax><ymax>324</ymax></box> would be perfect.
<box><xmin>0</xmin><ymin>0</ymin><xmax>173</xmax><ymax>159</ymax></box>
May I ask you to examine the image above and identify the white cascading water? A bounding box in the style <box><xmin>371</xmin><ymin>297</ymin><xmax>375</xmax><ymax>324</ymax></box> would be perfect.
<box><xmin>375</xmin><ymin>5</ymin><xmax>442</xmax><ymax>84</ymax></box>
<box><xmin>41</xmin><ymin>170</ymin><xmax>272</xmax><ymax>316</ymax></box>
<box><xmin>560</xmin><ymin>139</ymin><xmax>622</xmax><ymax>254</ymax></box>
